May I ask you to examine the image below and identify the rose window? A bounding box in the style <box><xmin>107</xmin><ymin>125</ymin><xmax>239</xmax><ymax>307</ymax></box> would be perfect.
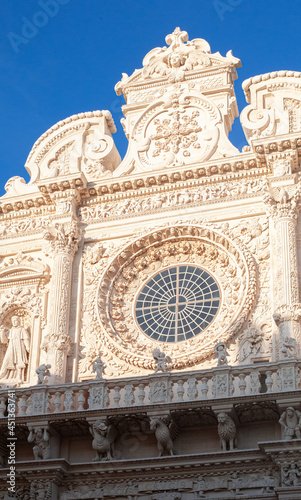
<box><xmin>134</xmin><ymin>265</ymin><xmax>220</xmax><ymax>343</ymax></box>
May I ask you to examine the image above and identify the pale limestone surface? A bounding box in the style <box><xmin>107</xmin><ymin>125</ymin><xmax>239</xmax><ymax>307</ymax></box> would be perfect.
<box><xmin>0</xmin><ymin>27</ymin><xmax>301</xmax><ymax>500</ymax></box>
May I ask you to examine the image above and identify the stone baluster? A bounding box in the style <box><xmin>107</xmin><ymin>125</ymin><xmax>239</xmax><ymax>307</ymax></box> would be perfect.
<box><xmin>19</xmin><ymin>395</ymin><xmax>28</xmax><ymax>416</ymax></box>
<box><xmin>177</xmin><ymin>379</ymin><xmax>184</xmax><ymax>402</ymax></box>
<box><xmin>113</xmin><ymin>386</ymin><xmax>121</xmax><ymax>407</ymax></box>
<box><xmin>0</xmin><ymin>397</ymin><xmax>6</xmax><ymax>417</ymax></box>
<box><xmin>264</xmin><ymin>186</ymin><xmax>301</xmax><ymax>359</ymax></box>
<box><xmin>78</xmin><ymin>389</ymin><xmax>85</xmax><ymax>411</ymax></box>
<box><xmin>265</xmin><ymin>370</ymin><xmax>273</xmax><ymax>392</ymax></box>
<box><xmin>238</xmin><ymin>373</ymin><xmax>247</xmax><ymax>395</ymax></box>
<box><xmin>136</xmin><ymin>383</ymin><xmax>145</xmax><ymax>405</ymax></box>
<box><xmin>43</xmin><ymin>220</ymin><xmax>81</xmax><ymax>384</ymax></box>
<box><xmin>54</xmin><ymin>391</ymin><xmax>62</xmax><ymax>413</ymax></box>
<box><xmin>200</xmin><ymin>377</ymin><xmax>209</xmax><ymax>398</ymax></box>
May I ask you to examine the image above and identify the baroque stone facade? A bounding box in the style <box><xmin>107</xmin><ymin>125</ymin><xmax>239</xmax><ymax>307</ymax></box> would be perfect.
<box><xmin>0</xmin><ymin>28</ymin><xmax>301</xmax><ymax>499</ymax></box>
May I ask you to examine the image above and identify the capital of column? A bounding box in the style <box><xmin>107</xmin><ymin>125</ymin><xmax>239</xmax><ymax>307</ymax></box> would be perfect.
<box><xmin>42</xmin><ymin>332</ymin><xmax>72</xmax><ymax>354</ymax></box>
<box><xmin>43</xmin><ymin>220</ymin><xmax>82</xmax><ymax>256</ymax></box>
<box><xmin>263</xmin><ymin>185</ymin><xmax>301</xmax><ymax>224</ymax></box>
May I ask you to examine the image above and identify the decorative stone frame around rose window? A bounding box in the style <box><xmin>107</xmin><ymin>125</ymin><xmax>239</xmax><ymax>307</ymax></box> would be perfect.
<box><xmin>97</xmin><ymin>225</ymin><xmax>257</xmax><ymax>370</ymax></box>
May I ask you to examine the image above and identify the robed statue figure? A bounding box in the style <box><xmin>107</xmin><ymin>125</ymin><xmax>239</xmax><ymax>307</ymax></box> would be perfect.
<box><xmin>0</xmin><ymin>315</ymin><xmax>30</xmax><ymax>383</ymax></box>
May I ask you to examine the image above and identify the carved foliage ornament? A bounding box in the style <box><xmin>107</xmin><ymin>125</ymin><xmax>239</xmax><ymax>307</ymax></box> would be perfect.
<box><xmin>122</xmin><ymin>89</ymin><xmax>240</xmax><ymax>174</ymax></box>
<box><xmin>44</xmin><ymin>221</ymin><xmax>81</xmax><ymax>255</ymax></box>
<box><xmin>116</xmin><ymin>27</ymin><xmax>241</xmax><ymax>90</ymax></box>
<box><xmin>96</xmin><ymin>225</ymin><xmax>257</xmax><ymax>369</ymax></box>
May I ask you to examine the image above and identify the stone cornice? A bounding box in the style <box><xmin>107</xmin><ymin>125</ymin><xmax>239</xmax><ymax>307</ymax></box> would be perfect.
<box><xmin>0</xmin><ymin>154</ymin><xmax>268</xmax><ymax>220</ymax></box>
<box><xmin>0</xmin><ymin>449</ymin><xmax>272</xmax><ymax>478</ymax></box>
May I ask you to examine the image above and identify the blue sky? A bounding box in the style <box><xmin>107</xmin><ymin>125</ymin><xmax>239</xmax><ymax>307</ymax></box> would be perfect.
<box><xmin>0</xmin><ymin>0</ymin><xmax>300</xmax><ymax>195</ymax></box>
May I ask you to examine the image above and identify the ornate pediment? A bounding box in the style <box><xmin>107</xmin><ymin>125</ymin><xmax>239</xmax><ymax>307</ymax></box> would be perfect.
<box><xmin>115</xmin><ymin>27</ymin><xmax>241</xmax><ymax>95</ymax></box>
<box><xmin>113</xmin><ymin>28</ymin><xmax>241</xmax><ymax>176</ymax></box>
<box><xmin>0</xmin><ymin>252</ymin><xmax>50</xmax><ymax>286</ymax></box>
<box><xmin>1</xmin><ymin>110</ymin><xmax>121</xmax><ymax>199</ymax></box>
<box><xmin>241</xmin><ymin>71</ymin><xmax>301</xmax><ymax>143</ymax></box>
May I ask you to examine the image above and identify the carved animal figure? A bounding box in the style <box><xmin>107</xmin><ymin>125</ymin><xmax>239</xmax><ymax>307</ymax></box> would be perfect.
<box><xmin>217</xmin><ymin>413</ymin><xmax>236</xmax><ymax>451</ymax></box>
<box><xmin>89</xmin><ymin>419</ymin><xmax>117</xmax><ymax>461</ymax></box>
<box><xmin>149</xmin><ymin>417</ymin><xmax>179</xmax><ymax>456</ymax></box>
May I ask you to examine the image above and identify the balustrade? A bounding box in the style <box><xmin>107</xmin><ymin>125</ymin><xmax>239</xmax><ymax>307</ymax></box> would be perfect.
<box><xmin>0</xmin><ymin>360</ymin><xmax>300</xmax><ymax>418</ymax></box>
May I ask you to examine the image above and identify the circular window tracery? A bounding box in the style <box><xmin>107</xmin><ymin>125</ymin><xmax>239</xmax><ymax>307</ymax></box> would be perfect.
<box><xmin>135</xmin><ymin>265</ymin><xmax>220</xmax><ymax>343</ymax></box>
<box><xmin>96</xmin><ymin>224</ymin><xmax>257</xmax><ymax>369</ymax></box>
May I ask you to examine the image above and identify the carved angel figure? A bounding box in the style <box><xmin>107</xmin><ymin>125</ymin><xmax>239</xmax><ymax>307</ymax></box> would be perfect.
<box><xmin>149</xmin><ymin>416</ymin><xmax>179</xmax><ymax>456</ymax></box>
<box><xmin>279</xmin><ymin>407</ymin><xmax>301</xmax><ymax>440</ymax></box>
<box><xmin>92</xmin><ymin>356</ymin><xmax>106</xmax><ymax>380</ymax></box>
<box><xmin>36</xmin><ymin>364</ymin><xmax>51</xmax><ymax>385</ymax></box>
<box><xmin>214</xmin><ymin>342</ymin><xmax>228</xmax><ymax>366</ymax></box>
<box><xmin>217</xmin><ymin>413</ymin><xmax>236</xmax><ymax>451</ymax></box>
<box><xmin>152</xmin><ymin>348</ymin><xmax>172</xmax><ymax>373</ymax></box>
<box><xmin>89</xmin><ymin>419</ymin><xmax>117</xmax><ymax>461</ymax></box>
<box><xmin>27</xmin><ymin>426</ymin><xmax>50</xmax><ymax>460</ymax></box>
<box><xmin>0</xmin><ymin>316</ymin><xmax>30</xmax><ymax>383</ymax></box>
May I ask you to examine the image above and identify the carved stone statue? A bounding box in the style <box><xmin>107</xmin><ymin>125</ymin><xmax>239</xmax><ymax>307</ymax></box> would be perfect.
<box><xmin>0</xmin><ymin>316</ymin><xmax>30</xmax><ymax>383</ymax></box>
<box><xmin>149</xmin><ymin>416</ymin><xmax>179</xmax><ymax>456</ymax></box>
<box><xmin>279</xmin><ymin>336</ymin><xmax>296</xmax><ymax>358</ymax></box>
<box><xmin>27</xmin><ymin>426</ymin><xmax>50</xmax><ymax>460</ymax></box>
<box><xmin>214</xmin><ymin>342</ymin><xmax>228</xmax><ymax>366</ymax></box>
<box><xmin>89</xmin><ymin>419</ymin><xmax>117</xmax><ymax>461</ymax></box>
<box><xmin>279</xmin><ymin>407</ymin><xmax>301</xmax><ymax>440</ymax></box>
<box><xmin>217</xmin><ymin>413</ymin><xmax>236</xmax><ymax>450</ymax></box>
<box><xmin>92</xmin><ymin>356</ymin><xmax>106</xmax><ymax>380</ymax></box>
<box><xmin>35</xmin><ymin>364</ymin><xmax>51</xmax><ymax>385</ymax></box>
<box><xmin>152</xmin><ymin>348</ymin><xmax>172</xmax><ymax>373</ymax></box>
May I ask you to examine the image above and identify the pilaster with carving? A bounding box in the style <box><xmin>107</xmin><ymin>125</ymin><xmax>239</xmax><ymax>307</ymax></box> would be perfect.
<box><xmin>43</xmin><ymin>220</ymin><xmax>81</xmax><ymax>383</ymax></box>
<box><xmin>264</xmin><ymin>184</ymin><xmax>301</xmax><ymax>357</ymax></box>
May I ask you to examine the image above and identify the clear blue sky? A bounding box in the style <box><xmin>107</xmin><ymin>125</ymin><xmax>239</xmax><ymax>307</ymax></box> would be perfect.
<box><xmin>0</xmin><ymin>0</ymin><xmax>300</xmax><ymax>195</ymax></box>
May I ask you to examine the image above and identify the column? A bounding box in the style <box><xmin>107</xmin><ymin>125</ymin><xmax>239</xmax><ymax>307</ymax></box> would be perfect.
<box><xmin>42</xmin><ymin>220</ymin><xmax>81</xmax><ymax>383</ymax></box>
<box><xmin>265</xmin><ymin>185</ymin><xmax>301</xmax><ymax>359</ymax></box>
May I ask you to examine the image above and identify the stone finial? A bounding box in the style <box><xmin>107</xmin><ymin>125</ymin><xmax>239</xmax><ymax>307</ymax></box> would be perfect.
<box><xmin>35</xmin><ymin>364</ymin><xmax>51</xmax><ymax>385</ymax></box>
<box><xmin>92</xmin><ymin>356</ymin><xmax>106</xmax><ymax>380</ymax></box>
<box><xmin>152</xmin><ymin>348</ymin><xmax>172</xmax><ymax>373</ymax></box>
<box><xmin>214</xmin><ymin>342</ymin><xmax>228</xmax><ymax>366</ymax></box>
